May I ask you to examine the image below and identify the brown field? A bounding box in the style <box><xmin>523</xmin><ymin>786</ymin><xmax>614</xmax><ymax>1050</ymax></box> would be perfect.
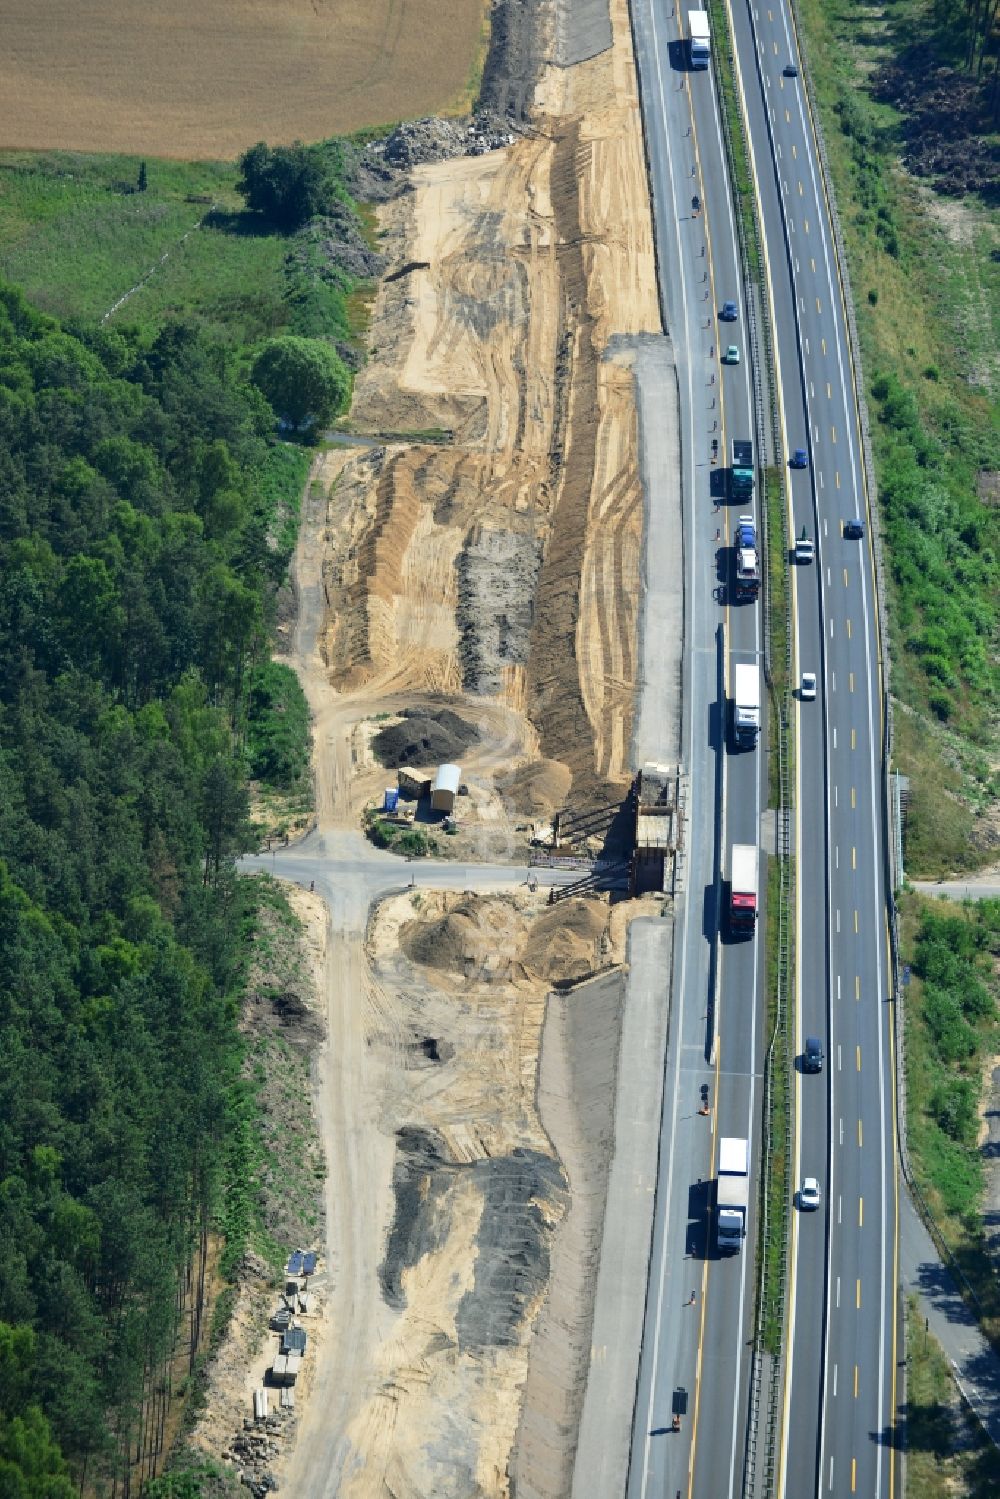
<box><xmin>0</xmin><ymin>0</ymin><xmax>487</xmax><ymax>159</ymax></box>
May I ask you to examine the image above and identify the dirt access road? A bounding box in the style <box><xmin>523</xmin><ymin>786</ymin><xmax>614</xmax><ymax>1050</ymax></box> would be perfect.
<box><xmin>228</xmin><ymin>0</ymin><xmax>663</xmax><ymax>1492</ymax></box>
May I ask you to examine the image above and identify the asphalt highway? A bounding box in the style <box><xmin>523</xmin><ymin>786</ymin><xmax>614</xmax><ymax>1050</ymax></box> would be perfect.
<box><xmin>628</xmin><ymin>2</ymin><xmax>899</xmax><ymax>1496</ymax></box>
<box><xmin>725</xmin><ymin>2</ymin><xmax>901</xmax><ymax>1492</ymax></box>
<box><xmin>627</xmin><ymin>6</ymin><xmax>766</xmax><ymax>1497</ymax></box>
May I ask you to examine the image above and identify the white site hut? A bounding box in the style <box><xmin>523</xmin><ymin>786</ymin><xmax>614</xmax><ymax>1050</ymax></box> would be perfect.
<box><xmin>431</xmin><ymin>764</ymin><xmax>461</xmax><ymax>813</ymax></box>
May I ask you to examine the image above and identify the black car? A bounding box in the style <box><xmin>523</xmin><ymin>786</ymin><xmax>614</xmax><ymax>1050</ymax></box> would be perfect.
<box><xmin>783</xmin><ymin>63</ymin><xmax>799</xmax><ymax>78</ymax></box>
<box><xmin>844</xmin><ymin>517</ymin><xmax>865</xmax><ymax>539</ymax></box>
<box><xmin>803</xmin><ymin>1036</ymin><xmax>824</xmax><ymax>1073</ymax></box>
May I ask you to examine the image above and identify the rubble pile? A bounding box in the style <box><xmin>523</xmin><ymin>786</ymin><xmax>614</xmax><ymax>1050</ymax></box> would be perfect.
<box><xmin>356</xmin><ymin>114</ymin><xmax>520</xmax><ymax>200</ymax></box>
<box><xmin>224</xmin><ymin>1410</ymin><xmax>295</xmax><ymax>1497</ymax></box>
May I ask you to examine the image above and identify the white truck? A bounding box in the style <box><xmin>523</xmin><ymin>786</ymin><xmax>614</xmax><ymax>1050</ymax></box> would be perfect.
<box><xmin>688</xmin><ymin>10</ymin><xmax>711</xmax><ymax>69</ymax></box>
<box><xmin>716</xmin><ymin>1136</ymin><xmax>750</xmax><ymax>1252</ymax></box>
<box><xmin>731</xmin><ymin>662</ymin><xmax>761</xmax><ymax>750</ymax></box>
<box><xmin>728</xmin><ymin>843</ymin><xmax>759</xmax><ymax>936</ymax></box>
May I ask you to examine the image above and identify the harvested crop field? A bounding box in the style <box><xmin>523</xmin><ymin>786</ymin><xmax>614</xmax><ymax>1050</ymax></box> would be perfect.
<box><xmin>0</xmin><ymin>0</ymin><xmax>488</xmax><ymax>159</ymax></box>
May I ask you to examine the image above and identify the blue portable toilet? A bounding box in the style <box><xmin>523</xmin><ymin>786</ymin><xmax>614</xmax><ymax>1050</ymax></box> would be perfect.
<box><xmin>383</xmin><ymin>788</ymin><xmax>400</xmax><ymax>813</ymax></box>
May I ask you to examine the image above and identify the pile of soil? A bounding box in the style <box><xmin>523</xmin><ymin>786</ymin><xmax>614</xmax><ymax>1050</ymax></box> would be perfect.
<box><xmin>872</xmin><ymin>47</ymin><xmax>1000</xmax><ymax>202</ymax></box>
<box><xmin>400</xmin><ymin>896</ymin><xmax>525</xmax><ymax>979</ymax></box>
<box><xmin>521</xmin><ymin>900</ymin><xmax>608</xmax><ymax>984</ymax></box>
<box><xmin>498</xmin><ymin>758</ymin><xmax>573</xmax><ymax>816</ymax></box>
<box><xmin>373</xmin><ymin>707</ymin><xmax>479</xmax><ymax>768</ymax></box>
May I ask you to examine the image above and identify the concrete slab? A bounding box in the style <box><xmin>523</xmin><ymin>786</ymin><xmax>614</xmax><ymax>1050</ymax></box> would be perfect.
<box><xmin>555</xmin><ymin>0</ymin><xmax>613</xmax><ymax>67</ymax></box>
<box><xmin>631</xmin><ymin>335</ymin><xmax>683</xmax><ymax>770</ymax></box>
<box><xmin>572</xmin><ymin>915</ymin><xmax>674</xmax><ymax>1498</ymax></box>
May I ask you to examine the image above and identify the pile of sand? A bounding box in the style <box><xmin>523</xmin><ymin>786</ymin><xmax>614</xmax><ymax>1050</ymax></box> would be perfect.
<box><xmin>498</xmin><ymin>758</ymin><xmax>573</xmax><ymax>816</ymax></box>
<box><xmin>373</xmin><ymin>707</ymin><xmax>479</xmax><ymax>768</ymax></box>
<box><xmin>401</xmin><ymin>893</ymin><xmax>608</xmax><ymax>989</ymax></box>
<box><xmin>400</xmin><ymin>895</ymin><xmax>527</xmax><ymax>980</ymax></box>
<box><xmin>521</xmin><ymin>900</ymin><xmax>608</xmax><ymax>984</ymax></box>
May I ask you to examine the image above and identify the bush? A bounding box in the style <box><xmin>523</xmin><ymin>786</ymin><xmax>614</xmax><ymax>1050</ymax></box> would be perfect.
<box><xmin>252</xmin><ymin>336</ymin><xmax>350</xmax><ymax>429</ymax></box>
<box><xmin>245</xmin><ymin>661</ymin><xmax>310</xmax><ymax>789</ymax></box>
<box><xmin>237</xmin><ymin>142</ymin><xmax>332</xmax><ymax>230</ymax></box>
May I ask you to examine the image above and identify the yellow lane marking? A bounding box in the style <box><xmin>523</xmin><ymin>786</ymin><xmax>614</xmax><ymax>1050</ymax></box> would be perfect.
<box><xmin>831</xmin><ymin>423</ymin><xmax>836</xmax><ymax>441</ymax></box>
<box><xmin>836</xmin><ymin>470</ymin><xmax>841</xmax><ymax>488</ymax></box>
<box><xmin>854</xmin><ymin>909</ymin><xmax>859</xmax><ymax>933</ymax></box>
<box><xmin>826</xmin><ymin>379</ymin><xmax>831</xmax><ymax>396</ymax></box>
<box><xmin>856</xmin><ymin>1278</ymin><xmax>862</xmax><ymax>1307</ymax></box>
<box><xmin>858</xmin><ymin>1119</ymin><xmax>863</xmax><ymax>1147</ymax></box>
<box><xmin>785</xmin><ymin>108</ymin><xmax>791</xmax><ymax>123</ymax></box>
<box><xmin>804</xmin><ymin>217</ymin><xmax>810</xmax><ymax>232</ymax></box>
<box><xmin>852</xmin><ymin>1458</ymin><xmax>857</xmax><ymax>1493</ymax></box>
<box><xmin>852</xmin><ymin>846</ymin><xmax>857</xmax><ymax>869</ymax></box>
<box><xmin>849</xmin><ymin>672</ymin><xmax>855</xmax><ymax>693</ymax></box>
<box><xmin>798</xmin><ymin>180</ymin><xmax>804</xmax><ymax>196</ymax></box>
<box><xmin>812</xmin><ymin>257</ymin><xmax>817</xmax><ymax>273</ymax></box>
<box><xmin>857</xmin><ymin>1046</ymin><xmax>862</xmax><ymax>1071</ymax></box>
<box><xmin>843</xmin><ymin>567</ymin><xmax>848</xmax><ymax>586</ymax></box>
<box><xmin>851</xmin><ymin>727</ymin><xmax>856</xmax><ymax>748</ymax></box>
<box><xmin>855</xmin><ymin>975</ymin><xmax>861</xmax><ymax>1000</ymax></box>
<box><xmin>821</xmin><ymin>336</ymin><xmax>826</xmax><ymax>355</ymax></box>
<box><xmin>854</xmin><ymin>1364</ymin><xmax>859</xmax><ymax>1397</ymax></box>
<box><xmin>846</xmin><ymin>618</ymin><xmax>851</xmax><ymax>638</ymax></box>
<box><xmin>851</xmin><ymin>786</ymin><xmax>856</xmax><ymax>808</ymax></box>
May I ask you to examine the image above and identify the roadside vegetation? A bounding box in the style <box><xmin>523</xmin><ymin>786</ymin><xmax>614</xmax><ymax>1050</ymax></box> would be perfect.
<box><xmin>794</xmin><ymin>0</ymin><xmax>1000</xmax><ymax>874</ymax></box>
<box><xmin>905</xmin><ymin>1296</ymin><xmax>1000</xmax><ymax>1497</ymax></box>
<box><xmin>0</xmin><ymin>139</ymin><xmax>376</xmax><ymax>395</ymax></box>
<box><xmin>0</xmin><ymin>122</ymin><xmax>379</xmax><ymax>1494</ymax></box>
<box><xmin>0</xmin><ymin>252</ymin><xmax>325</xmax><ymax>1490</ymax></box>
<box><xmin>899</xmin><ymin>892</ymin><xmax>1000</xmax><ymax>1345</ymax></box>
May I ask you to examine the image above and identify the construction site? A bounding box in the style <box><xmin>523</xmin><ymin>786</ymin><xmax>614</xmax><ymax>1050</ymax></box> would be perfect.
<box><xmin>205</xmin><ymin>0</ymin><xmax>686</xmax><ymax>1492</ymax></box>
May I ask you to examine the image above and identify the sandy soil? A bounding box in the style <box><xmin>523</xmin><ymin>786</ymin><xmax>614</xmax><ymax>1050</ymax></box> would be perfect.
<box><xmin>325</xmin><ymin>888</ymin><xmax>614</xmax><ymax>1497</ymax></box>
<box><xmin>203</xmin><ymin>0</ymin><xmax>660</xmax><ymax>1491</ymax></box>
<box><xmin>0</xmin><ymin>0</ymin><xmax>487</xmax><ymax>158</ymax></box>
<box><xmin>333</xmin><ymin>0</ymin><xmax>658</xmax><ymax>807</ymax></box>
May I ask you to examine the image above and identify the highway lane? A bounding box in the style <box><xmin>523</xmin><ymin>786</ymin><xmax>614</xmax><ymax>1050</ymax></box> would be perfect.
<box><xmin>627</xmin><ymin>7</ymin><xmax>765</xmax><ymax>1498</ymax></box>
<box><xmin>726</xmin><ymin>1</ymin><xmax>900</xmax><ymax>1493</ymax></box>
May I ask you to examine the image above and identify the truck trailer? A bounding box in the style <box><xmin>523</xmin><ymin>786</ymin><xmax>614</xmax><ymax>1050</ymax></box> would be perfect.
<box><xmin>688</xmin><ymin>10</ymin><xmax>711</xmax><ymax>69</ymax></box>
<box><xmin>731</xmin><ymin>438</ymin><xmax>754</xmax><ymax>500</ymax></box>
<box><xmin>728</xmin><ymin>843</ymin><xmax>759</xmax><ymax>935</ymax></box>
<box><xmin>716</xmin><ymin>1136</ymin><xmax>750</xmax><ymax>1252</ymax></box>
<box><xmin>731</xmin><ymin>662</ymin><xmax>761</xmax><ymax>749</ymax></box>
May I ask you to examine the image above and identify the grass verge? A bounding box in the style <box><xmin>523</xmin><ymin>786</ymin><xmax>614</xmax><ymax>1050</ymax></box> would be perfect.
<box><xmin>761</xmin><ymin>853</ymin><xmax>791</xmax><ymax>1356</ymax></box>
<box><xmin>792</xmin><ymin>0</ymin><xmax>1000</xmax><ymax>869</ymax></box>
<box><xmin>905</xmin><ymin>1296</ymin><xmax>1000</xmax><ymax>1497</ymax></box>
<box><xmin>709</xmin><ymin>0</ymin><xmax>762</xmax><ymax>276</ymax></box>
<box><xmin>899</xmin><ymin>889</ymin><xmax>1000</xmax><ymax>1350</ymax></box>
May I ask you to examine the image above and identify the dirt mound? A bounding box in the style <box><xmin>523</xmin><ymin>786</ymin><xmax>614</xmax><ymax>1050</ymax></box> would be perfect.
<box><xmin>873</xmin><ymin>47</ymin><xmax>1000</xmax><ymax>202</ymax></box>
<box><xmin>521</xmin><ymin>899</ymin><xmax>608</xmax><ymax>983</ymax></box>
<box><xmin>400</xmin><ymin>895</ymin><xmax>526</xmax><ymax>978</ymax></box>
<box><xmin>499</xmin><ymin>758</ymin><xmax>573</xmax><ymax>816</ymax></box>
<box><xmin>373</xmin><ymin>707</ymin><xmax>478</xmax><ymax>768</ymax></box>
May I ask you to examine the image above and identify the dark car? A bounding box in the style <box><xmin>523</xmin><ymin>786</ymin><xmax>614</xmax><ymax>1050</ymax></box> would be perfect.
<box><xmin>790</xmin><ymin>448</ymin><xmax>809</xmax><ymax>469</ymax></box>
<box><xmin>844</xmin><ymin>517</ymin><xmax>865</xmax><ymax>539</ymax></box>
<box><xmin>783</xmin><ymin>63</ymin><xmax>799</xmax><ymax>77</ymax></box>
<box><xmin>720</xmin><ymin>300</ymin><xmax>739</xmax><ymax>321</ymax></box>
<box><xmin>803</xmin><ymin>1036</ymin><xmax>824</xmax><ymax>1073</ymax></box>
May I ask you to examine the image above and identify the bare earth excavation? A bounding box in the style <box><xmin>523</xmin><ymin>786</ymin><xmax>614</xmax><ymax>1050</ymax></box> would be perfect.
<box><xmin>194</xmin><ymin>0</ymin><xmax>665</xmax><ymax>1492</ymax></box>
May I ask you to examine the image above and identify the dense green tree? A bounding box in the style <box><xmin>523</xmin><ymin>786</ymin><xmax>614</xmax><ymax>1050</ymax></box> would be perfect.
<box><xmin>251</xmin><ymin>335</ymin><xmax>350</xmax><ymax>429</ymax></box>
<box><xmin>236</xmin><ymin>141</ymin><xmax>331</xmax><ymax>230</ymax></box>
<box><xmin>0</xmin><ymin>281</ymin><xmax>311</xmax><ymax>1486</ymax></box>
